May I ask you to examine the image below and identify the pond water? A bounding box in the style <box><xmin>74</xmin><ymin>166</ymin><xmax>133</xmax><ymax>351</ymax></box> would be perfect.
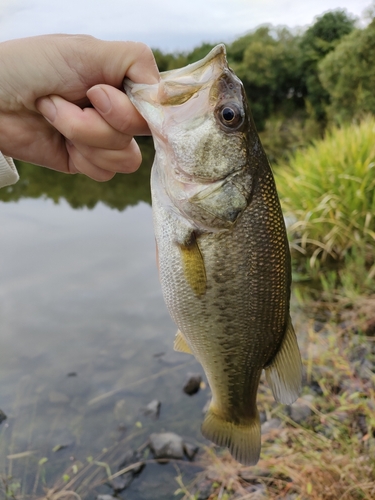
<box><xmin>0</xmin><ymin>146</ymin><xmax>208</xmax><ymax>499</ymax></box>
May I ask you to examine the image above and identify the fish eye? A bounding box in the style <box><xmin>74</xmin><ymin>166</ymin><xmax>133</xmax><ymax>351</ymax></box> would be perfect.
<box><xmin>216</xmin><ymin>103</ymin><xmax>244</xmax><ymax>130</ymax></box>
<box><xmin>222</xmin><ymin>107</ymin><xmax>235</xmax><ymax>122</ymax></box>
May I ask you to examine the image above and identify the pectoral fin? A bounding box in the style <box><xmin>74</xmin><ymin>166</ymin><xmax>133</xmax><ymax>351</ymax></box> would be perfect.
<box><xmin>265</xmin><ymin>317</ymin><xmax>302</xmax><ymax>405</ymax></box>
<box><xmin>178</xmin><ymin>238</ymin><xmax>206</xmax><ymax>297</ymax></box>
<box><xmin>174</xmin><ymin>330</ymin><xmax>193</xmax><ymax>355</ymax></box>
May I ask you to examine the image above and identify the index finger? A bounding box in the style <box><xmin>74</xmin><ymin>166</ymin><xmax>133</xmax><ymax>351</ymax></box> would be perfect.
<box><xmin>122</xmin><ymin>42</ymin><xmax>160</xmax><ymax>85</ymax></box>
<box><xmin>98</xmin><ymin>41</ymin><xmax>160</xmax><ymax>86</ymax></box>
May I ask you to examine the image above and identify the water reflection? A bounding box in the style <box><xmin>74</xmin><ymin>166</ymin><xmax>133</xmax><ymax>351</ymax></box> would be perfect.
<box><xmin>0</xmin><ymin>137</ymin><xmax>154</xmax><ymax>210</ymax></box>
<box><xmin>0</xmin><ymin>141</ymin><xmax>206</xmax><ymax>499</ymax></box>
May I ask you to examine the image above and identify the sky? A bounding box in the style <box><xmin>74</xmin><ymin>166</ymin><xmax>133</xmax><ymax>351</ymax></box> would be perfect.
<box><xmin>0</xmin><ymin>0</ymin><xmax>372</xmax><ymax>52</ymax></box>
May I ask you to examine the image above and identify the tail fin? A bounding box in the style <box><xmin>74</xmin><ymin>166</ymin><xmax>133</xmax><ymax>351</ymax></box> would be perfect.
<box><xmin>201</xmin><ymin>406</ymin><xmax>261</xmax><ymax>466</ymax></box>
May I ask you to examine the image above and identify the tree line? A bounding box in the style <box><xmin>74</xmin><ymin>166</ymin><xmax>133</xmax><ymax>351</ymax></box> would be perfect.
<box><xmin>153</xmin><ymin>10</ymin><xmax>374</xmax><ymax>137</ymax></box>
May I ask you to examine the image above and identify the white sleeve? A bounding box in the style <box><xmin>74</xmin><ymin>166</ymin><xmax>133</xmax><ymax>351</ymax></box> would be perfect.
<box><xmin>0</xmin><ymin>153</ymin><xmax>19</xmax><ymax>188</ymax></box>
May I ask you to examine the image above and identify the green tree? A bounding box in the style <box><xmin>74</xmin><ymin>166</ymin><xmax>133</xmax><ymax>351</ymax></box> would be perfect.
<box><xmin>319</xmin><ymin>20</ymin><xmax>375</xmax><ymax>123</ymax></box>
<box><xmin>228</xmin><ymin>26</ymin><xmax>303</xmax><ymax>129</ymax></box>
<box><xmin>0</xmin><ymin>138</ymin><xmax>154</xmax><ymax>210</ymax></box>
<box><xmin>298</xmin><ymin>10</ymin><xmax>356</xmax><ymax>122</ymax></box>
<box><xmin>186</xmin><ymin>43</ymin><xmax>216</xmax><ymax>64</ymax></box>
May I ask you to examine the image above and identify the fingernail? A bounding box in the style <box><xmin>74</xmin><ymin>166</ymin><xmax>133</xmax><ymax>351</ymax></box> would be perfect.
<box><xmin>87</xmin><ymin>86</ymin><xmax>111</xmax><ymax>114</ymax></box>
<box><xmin>36</xmin><ymin>97</ymin><xmax>57</xmax><ymax>123</ymax></box>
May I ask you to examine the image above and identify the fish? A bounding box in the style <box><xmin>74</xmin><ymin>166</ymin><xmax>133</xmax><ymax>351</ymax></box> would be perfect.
<box><xmin>124</xmin><ymin>45</ymin><xmax>302</xmax><ymax>466</ymax></box>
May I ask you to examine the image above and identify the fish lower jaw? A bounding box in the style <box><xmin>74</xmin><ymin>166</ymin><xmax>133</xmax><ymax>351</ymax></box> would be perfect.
<box><xmin>171</xmin><ymin>164</ymin><xmax>226</xmax><ymax>186</ymax></box>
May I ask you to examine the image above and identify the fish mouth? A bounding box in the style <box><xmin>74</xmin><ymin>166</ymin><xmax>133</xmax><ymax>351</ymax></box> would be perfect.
<box><xmin>125</xmin><ymin>44</ymin><xmax>227</xmax><ymax>92</ymax></box>
<box><xmin>124</xmin><ymin>44</ymin><xmax>229</xmax><ymax>129</ymax></box>
<box><xmin>159</xmin><ymin>44</ymin><xmax>227</xmax><ymax>84</ymax></box>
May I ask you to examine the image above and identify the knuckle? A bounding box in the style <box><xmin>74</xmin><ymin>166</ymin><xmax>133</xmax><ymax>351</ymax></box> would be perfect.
<box><xmin>64</xmin><ymin>121</ymin><xmax>82</xmax><ymax>142</ymax></box>
<box><xmin>133</xmin><ymin>41</ymin><xmax>154</xmax><ymax>61</ymax></box>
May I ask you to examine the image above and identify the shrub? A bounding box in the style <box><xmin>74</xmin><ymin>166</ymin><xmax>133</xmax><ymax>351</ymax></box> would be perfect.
<box><xmin>275</xmin><ymin>116</ymin><xmax>375</xmax><ymax>265</ymax></box>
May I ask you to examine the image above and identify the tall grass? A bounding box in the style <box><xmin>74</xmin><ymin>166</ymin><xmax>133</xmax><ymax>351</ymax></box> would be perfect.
<box><xmin>275</xmin><ymin>116</ymin><xmax>375</xmax><ymax>266</ymax></box>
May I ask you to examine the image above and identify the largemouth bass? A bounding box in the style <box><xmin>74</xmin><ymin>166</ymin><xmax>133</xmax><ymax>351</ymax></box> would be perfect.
<box><xmin>124</xmin><ymin>45</ymin><xmax>302</xmax><ymax>465</ymax></box>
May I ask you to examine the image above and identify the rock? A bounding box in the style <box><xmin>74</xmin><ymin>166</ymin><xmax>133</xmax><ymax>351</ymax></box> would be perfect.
<box><xmin>259</xmin><ymin>411</ymin><xmax>267</xmax><ymax>424</ymax></box>
<box><xmin>194</xmin><ymin>479</ymin><xmax>213</xmax><ymax>500</ymax></box>
<box><xmin>240</xmin><ymin>468</ymin><xmax>271</xmax><ymax>481</ymax></box>
<box><xmin>313</xmin><ymin>320</ymin><xmax>325</xmax><ymax>332</ymax></box>
<box><xmin>357</xmin><ymin>413</ymin><xmax>368</xmax><ymax>435</ymax></box>
<box><xmin>118</xmin><ymin>449</ymin><xmax>144</xmax><ymax>473</ymax></box>
<box><xmin>116</xmin><ymin>449</ymin><xmax>145</xmax><ymax>490</ymax></box>
<box><xmin>149</xmin><ymin>432</ymin><xmax>185</xmax><ymax>459</ymax></box>
<box><xmin>52</xmin><ymin>443</ymin><xmax>70</xmax><ymax>452</ymax></box>
<box><xmin>244</xmin><ymin>483</ymin><xmax>267</xmax><ymax>497</ymax></box>
<box><xmin>261</xmin><ymin>418</ymin><xmax>282</xmax><ymax>434</ymax></box>
<box><xmin>308</xmin><ymin>380</ymin><xmax>323</xmax><ymax>396</ymax></box>
<box><xmin>288</xmin><ymin>397</ymin><xmax>313</xmax><ymax>424</ymax></box>
<box><xmin>365</xmin><ymin>318</ymin><xmax>375</xmax><ymax>336</ymax></box>
<box><xmin>141</xmin><ymin>399</ymin><xmax>161</xmax><ymax>420</ymax></box>
<box><xmin>111</xmin><ymin>475</ymin><xmax>129</xmax><ymax>495</ymax></box>
<box><xmin>183</xmin><ymin>373</ymin><xmax>202</xmax><ymax>395</ymax></box>
<box><xmin>184</xmin><ymin>442</ymin><xmax>199</xmax><ymax>460</ymax></box>
<box><xmin>97</xmin><ymin>496</ymin><xmax>116</xmax><ymax>500</ymax></box>
<box><xmin>334</xmin><ymin>411</ymin><xmax>350</xmax><ymax>423</ymax></box>
<box><xmin>0</xmin><ymin>409</ymin><xmax>7</xmax><ymax>424</ymax></box>
<box><xmin>153</xmin><ymin>351</ymin><xmax>166</xmax><ymax>358</ymax></box>
<box><xmin>319</xmin><ymin>423</ymin><xmax>335</xmax><ymax>439</ymax></box>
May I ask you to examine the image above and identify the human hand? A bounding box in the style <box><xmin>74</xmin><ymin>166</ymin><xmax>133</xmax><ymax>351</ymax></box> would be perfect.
<box><xmin>0</xmin><ymin>34</ymin><xmax>159</xmax><ymax>181</ymax></box>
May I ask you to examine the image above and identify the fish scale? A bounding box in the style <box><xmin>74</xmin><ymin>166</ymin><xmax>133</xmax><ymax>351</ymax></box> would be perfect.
<box><xmin>125</xmin><ymin>44</ymin><xmax>302</xmax><ymax>465</ymax></box>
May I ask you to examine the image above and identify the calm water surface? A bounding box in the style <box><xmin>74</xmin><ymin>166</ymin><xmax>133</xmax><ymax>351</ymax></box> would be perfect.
<box><xmin>0</xmin><ymin>157</ymin><xmax>207</xmax><ymax>499</ymax></box>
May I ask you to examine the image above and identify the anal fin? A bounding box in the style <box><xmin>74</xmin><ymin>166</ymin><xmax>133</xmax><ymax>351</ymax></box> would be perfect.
<box><xmin>174</xmin><ymin>329</ymin><xmax>193</xmax><ymax>355</ymax></box>
<box><xmin>265</xmin><ymin>317</ymin><xmax>302</xmax><ymax>405</ymax></box>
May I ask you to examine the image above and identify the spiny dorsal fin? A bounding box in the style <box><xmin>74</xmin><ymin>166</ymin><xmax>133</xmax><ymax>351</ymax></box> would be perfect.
<box><xmin>265</xmin><ymin>317</ymin><xmax>302</xmax><ymax>405</ymax></box>
<box><xmin>177</xmin><ymin>238</ymin><xmax>206</xmax><ymax>297</ymax></box>
<box><xmin>174</xmin><ymin>329</ymin><xmax>193</xmax><ymax>355</ymax></box>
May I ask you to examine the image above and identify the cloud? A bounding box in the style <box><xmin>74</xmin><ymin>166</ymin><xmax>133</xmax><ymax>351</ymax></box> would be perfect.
<box><xmin>0</xmin><ymin>0</ymin><xmax>370</xmax><ymax>51</ymax></box>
